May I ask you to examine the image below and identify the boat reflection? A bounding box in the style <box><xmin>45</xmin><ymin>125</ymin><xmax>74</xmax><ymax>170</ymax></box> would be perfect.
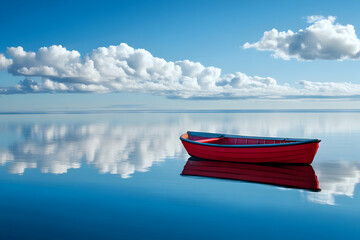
<box><xmin>181</xmin><ymin>157</ymin><xmax>320</xmax><ymax>191</ymax></box>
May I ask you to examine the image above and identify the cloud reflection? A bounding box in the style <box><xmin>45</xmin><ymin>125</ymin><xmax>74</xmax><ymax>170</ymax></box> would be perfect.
<box><xmin>0</xmin><ymin>122</ymin><xmax>185</xmax><ymax>177</ymax></box>
<box><xmin>308</xmin><ymin>162</ymin><xmax>360</xmax><ymax>205</ymax></box>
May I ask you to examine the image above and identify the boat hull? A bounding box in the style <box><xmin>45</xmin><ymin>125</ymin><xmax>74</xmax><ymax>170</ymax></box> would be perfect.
<box><xmin>180</xmin><ymin>132</ymin><xmax>320</xmax><ymax>164</ymax></box>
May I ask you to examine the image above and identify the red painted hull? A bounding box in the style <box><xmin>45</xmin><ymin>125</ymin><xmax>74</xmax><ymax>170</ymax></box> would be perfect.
<box><xmin>181</xmin><ymin>158</ymin><xmax>320</xmax><ymax>191</ymax></box>
<box><xmin>180</xmin><ymin>132</ymin><xmax>320</xmax><ymax>164</ymax></box>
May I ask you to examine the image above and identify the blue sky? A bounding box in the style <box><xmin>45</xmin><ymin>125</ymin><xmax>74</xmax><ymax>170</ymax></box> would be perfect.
<box><xmin>1</xmin><ymin>0</ymin><xmax>360</xmax><ymax>110</ymax></box>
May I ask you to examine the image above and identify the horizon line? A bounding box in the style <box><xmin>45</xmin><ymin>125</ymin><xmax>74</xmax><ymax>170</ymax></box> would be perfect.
<box><xmin>1</xmin><ymin>109</ymin><xmax>360</xmax><ymax>115</ymax></box>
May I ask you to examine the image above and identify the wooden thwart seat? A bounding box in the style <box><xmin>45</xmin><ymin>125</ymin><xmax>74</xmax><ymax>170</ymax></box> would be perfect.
<box><xmin>195</xmin><ymin>137</ymin><xmax>223</xmax><ymax>143</ymax></box>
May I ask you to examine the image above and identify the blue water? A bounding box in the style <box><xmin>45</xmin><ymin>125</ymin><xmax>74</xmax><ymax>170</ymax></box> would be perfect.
<box><xmin>0</xmin><ymin>112</ymin><xmax>359</xmax><ymax>239</ymax></box>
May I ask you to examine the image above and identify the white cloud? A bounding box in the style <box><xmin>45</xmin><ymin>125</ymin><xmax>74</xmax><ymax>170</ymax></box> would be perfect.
<box><xmin>244</xmin><ymin>16</ymin><xmax>360</xmax><ymax>60</ymax></box>
<box><xmin>0</xmin><ymin>42</ymin><xmax>360</xmax><ymax>98</ymax></box>
<box><xmin>3</xmin><ymin>43</ymin><xmax>225</xmax><ymax>96</ymax></box>
<box><xmin>306</xmin><ymin>15</ymin><xmax>326</xmax><ymax>23</ymax></box>
<box><xmin>299</xmin><ymin>80</ymin><xmax>360</xmax><ymax>95</ymax></box>
<box><xmin>0</xmin><ymin>53</ymin><xmax>13</xmax><ymax>70</ymax></box>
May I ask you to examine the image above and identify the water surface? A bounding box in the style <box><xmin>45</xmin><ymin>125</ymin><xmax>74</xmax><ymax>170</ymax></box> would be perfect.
<box><xmin>0</xmin><ymin>112</ymin><xmax>359</xmax><ymax>239</ymax></box>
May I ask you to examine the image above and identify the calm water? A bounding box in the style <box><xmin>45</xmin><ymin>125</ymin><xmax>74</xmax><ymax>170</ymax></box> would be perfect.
<box><xmin>0</xmin><ymin>112</ymin><xmax>359</xmax><ymax>239</ymax></box>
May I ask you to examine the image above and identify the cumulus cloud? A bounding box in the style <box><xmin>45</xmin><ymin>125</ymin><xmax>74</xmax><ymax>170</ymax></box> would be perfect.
<box><xmin>244</xmin><ymin>16</ymin><xmax>360</xmax><ymax>60</ymax></box>
<box><xmin>0</xmin><ymin>42</ymin><xmax>360</xmax><ymax>98</ymax></box>
<box><xmin>0</xmin><ymin>53</ymin><xmax>13</xmax><ymax>70</ymax></box>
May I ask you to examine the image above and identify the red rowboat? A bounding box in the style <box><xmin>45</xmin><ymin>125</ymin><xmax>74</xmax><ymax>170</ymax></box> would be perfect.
<box><xmin>181</xmin><ymin>158</ymin><xmax>320</xmax><ymax>191</ymax></box>
<box><xmin>180</xmin><ymin>131</ymin><xmax>321</xmax><ymax>164</ymax></box>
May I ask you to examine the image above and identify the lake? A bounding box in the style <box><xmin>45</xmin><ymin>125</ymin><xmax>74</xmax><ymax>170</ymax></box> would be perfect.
<box><xmin>0</xmin><ymin>111</ymin><xmax>359</xmax><ymax>239</ymax></box>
